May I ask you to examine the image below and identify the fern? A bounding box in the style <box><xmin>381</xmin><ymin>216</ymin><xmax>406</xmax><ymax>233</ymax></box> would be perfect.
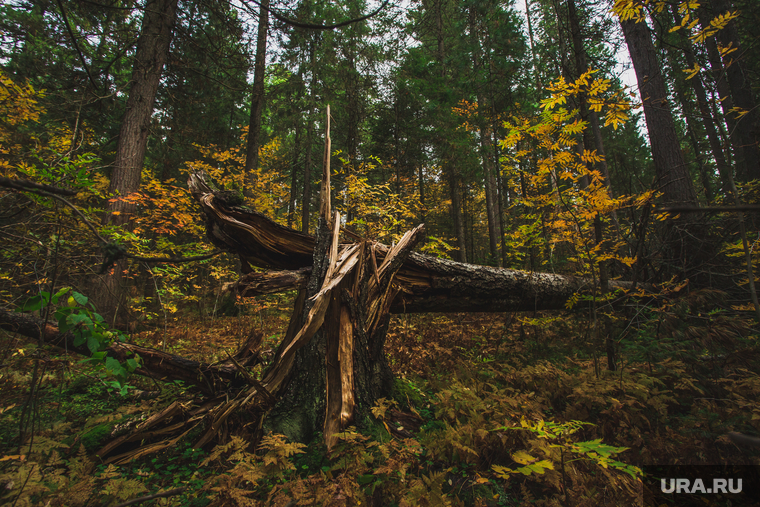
<box><xmin>258</xmin><ymin>433</ymin><xmax>306</xmax><ymax>476</ymax></box>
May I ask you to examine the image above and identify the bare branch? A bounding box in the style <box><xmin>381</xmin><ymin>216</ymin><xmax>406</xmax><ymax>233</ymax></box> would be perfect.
<box><xmin>54</xmin><ymin>0</ymin><xmax>100</xmax><ymax>91</ymax></box>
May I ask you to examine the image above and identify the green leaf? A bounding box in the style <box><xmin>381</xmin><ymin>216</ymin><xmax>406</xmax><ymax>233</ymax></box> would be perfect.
<box><xmin>70</xmin><ymin>312</ymin><xmax>93</xmax><ymax>329</ymax></box>
<box><xmin>520</xmin><ymin>460</ymin><xmax>553</xmax><ymax>475</ymax></box>
<box><xmin>126</xmin><ymin>358</ymin><xmax>138</xmax><ymax>372</ymax></box>
<box><xmin>19</xmin><ymin>294</ymin><xmax>45</xmax><ymax>312</ymax></box>
<box><xmin>87</xmin><ymin>334</ymin><xmax>100</xmax><ymax>354</ymax></box>
<box><xmin>358</xmin><ymin>474</ymin><xmax>375</xmax><ymax>485</ymax></box>
<box><xmin>57</xmin><ymin>311</ymin><xmax>74</xmax><ymax>333</ymax></box>
<box><xmin>51</xmin><ymin>287</ymin><xmax>70</xmax><ymax>305</ymax></box>
<box><xmin>72</xmin><ymin>291</ymin><xmax>88</xmax><ymax>306</ymax></box>
<box><xmin>105</xmin><ymin>357</ymin><xmax>124</xmax><ymax>376</ymax></box>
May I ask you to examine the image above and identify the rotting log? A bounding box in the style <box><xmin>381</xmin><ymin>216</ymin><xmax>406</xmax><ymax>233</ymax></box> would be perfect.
<box><xmin>0</xmin><ymin>308</ymin><xmax>257</xmax><ymax>394</ymax></box>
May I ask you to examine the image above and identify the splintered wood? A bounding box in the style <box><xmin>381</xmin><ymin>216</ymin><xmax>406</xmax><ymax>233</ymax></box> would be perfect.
<box><xmin>320</xmin><ymin>228</ymin><xmax>424</xmax><ymax>449</ymax></box>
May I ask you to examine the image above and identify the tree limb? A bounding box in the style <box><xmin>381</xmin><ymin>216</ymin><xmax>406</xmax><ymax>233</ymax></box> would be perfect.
<box><xmin>241</xmin><ymin>0</ymin><xmax>391</xmax><ymax>30</ymax></box>
<box><xmin>54</xmin><ymin>0</ymin><xmax>100</xmax><ymax>91</ymax></box>
<box><xmin>0</xmin><ymin>176</ymin><xmax>77</xmax><ymax>196</ymax></box>
<box><xmin>2</xmin><ymin>178</ymin><xmax>223</xmax><ymax>265</ymax></box>
<box><xmin>0</xmin><ymin>308</ymin><xmax>247</xmax><ymax>394</ymax></box>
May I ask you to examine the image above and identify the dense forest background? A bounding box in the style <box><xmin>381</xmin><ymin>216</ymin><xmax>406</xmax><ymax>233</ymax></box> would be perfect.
<box><xmin>2</xmin><ymin>0</ymin><xmax>760</xmax><ymax>316</ymax></box>
<box><xmin>2</xmin><ymin>0</ymin><xmax>760</xmax><ymax>505</ymax></box>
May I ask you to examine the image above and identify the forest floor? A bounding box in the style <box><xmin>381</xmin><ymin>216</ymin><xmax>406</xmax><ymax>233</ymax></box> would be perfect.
<box><xmin>1</xmin><ymin>289</ymin><xmax>760</xmax><ymax>506</ymax></box>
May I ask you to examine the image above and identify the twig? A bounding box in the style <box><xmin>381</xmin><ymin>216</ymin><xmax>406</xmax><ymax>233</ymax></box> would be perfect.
<box><xmin>224</xmin><ymin>350</ymin><xmax>276</xmax><ymax>405</ymax></box>
<box><xmin>128</xmin><ymin>251</ymin><xmax>223</xmax><ymax>263</ymax></box>
<box><xmin>11</xmin><ymin>464</ymin><xmax>36</xmax><ymax>507</ymax></box>
<box><xmin>54</xmin><ymin>0</ymin><xmax>99</xmax><ymax>91</ymax></box>
<box><xmin>113</xmin><ymin>486</ymin><xmax>188</xmax><ymax>507</ymax></box>
<box><xmin>728</xmin><ymin>432</ymin><xmax>760</xmax><ymax>449</ymax></box>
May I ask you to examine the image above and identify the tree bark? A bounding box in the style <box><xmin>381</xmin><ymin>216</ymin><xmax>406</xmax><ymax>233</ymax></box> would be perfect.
<box><xmin>619</xmin><ymin>17</ymin><xmax>698</xmax><ymax>206</ymax></box>
<box><xmin>654</xmin><ymin>10</ymin><xmax>714</xmax><ymax>201</ymax></box>
<box><xmin>708</xmin><ymin>0</ymin><xmax>760</xmax><ymax>182</ymax></box>
<box><xmin>702</xmin><ymin>31</ymin><xmax>742</xmax><ymax>179</ymax></box>
<box><xmin>670</xmin><ymin>7</ymin><xmax>732</xmax><ymax>194</ymax></box>
<box><xmin>288</xmin><ymin>121</ymin><xmax>301</xmax><ymax>229</ymax></box>
<box><xmin>107</xmin><ymin>0</ymin><xmax>178</xmax><ymax>226</ymax></box>
<box><xmin>244</xmin><ymin>0</ymin><xmax>270</xmax><ymax>195</ymax></box>
<box><xmin>449</xmin><ymin>166</ymin><xmax>468</xmax><ymax>263</ymax></box>
<box><xmin>301</xmin><ymin>42</ymin><xmax>317</xmax><ymax>235</ymax></box>
<box><xmin>566</xmin><ymin>0</ymin><xmax>611</xmax><ymax>291</ymax></box>
<box><xmin>619</xmin><ymin>15</ymin><xmax>708</xmax><ymax>280</ymax></box>
<box><xmin>96</xmin><ymin>0</ymin><xmax>179</xmax><ymax>326</ymax></box>
<box><xmin>469</xmin><ymin>5</ymin><xmax>500</xmax><ymax>266</ymax></box>
<box><xmin>524</xmin><ymin>0</ymin><xmax>542</xmax><ymax>91</ymax></box>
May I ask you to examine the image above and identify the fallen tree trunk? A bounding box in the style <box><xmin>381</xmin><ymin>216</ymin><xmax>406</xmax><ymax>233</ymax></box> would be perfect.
<box><xmin>0</xmin><ymin>308</ymin><xmax>255</xmax><ymax>394</ymax></box>
<box><xmin>225</xmin><ymin>262</ymin><xmax>639</xmax><ymax>314</ymax></box>
<box><xmin>190</xmin><ymin>170</ymin><xmax>638</xmax><ymax>313</ymax></box>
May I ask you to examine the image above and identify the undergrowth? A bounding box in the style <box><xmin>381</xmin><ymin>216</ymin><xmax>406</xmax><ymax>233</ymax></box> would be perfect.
<box><xmin>1</xmin><ymin>289</ymin><xmax>759</xmax><ymax>506</ymax></box>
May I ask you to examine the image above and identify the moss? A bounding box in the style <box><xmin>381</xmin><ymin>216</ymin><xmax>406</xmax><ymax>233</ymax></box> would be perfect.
<box><xmin>79</xmin><ymin>422</ymin><xmax>116</xmax><ymax>452</ymax></box>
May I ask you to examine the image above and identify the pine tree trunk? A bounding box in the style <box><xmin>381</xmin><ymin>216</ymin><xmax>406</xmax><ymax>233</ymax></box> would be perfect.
<box><xmin>524</xmin><ymin>0</ymin><xmax>542</xmax><ymax>91</ymax></box>
<box><xmin>96</xmin><ymin>0</ymin><xmax>178</xmax><ymax>326</ymax></box>
<box><xmin>654</xmin><ymin>11</ymin><xmax>714</xmax><ymax>200</ymax></box>
<box><xmin>620</xmin><ymin>16</ymin><xmax>707</xmax><ymax>280</ymax></box>
<box><xmin>449</xmin><ymin>166</ymin><xmax>468</xmax><ymax>263</ymax></box>
<box><xmin>619</xmin><ymin>17</ymin><xmax>698</xmax><ymax>206</ymax></box>
<box><xmin>670</xmin><ymin>7</ymin><xmax>732</xmax><ymax>193</ymax></box>
<box><xmin>708</xmin><ymin>0</ymin><xmax>760</xmax><ymax>182</ymax></box>
<box><xmin>244</xmin><ymin>0</ymin><xmax>270</xmax><ymax>195</ymax></box>
<box><xmin>288</xmin><ymin>122</ymin><xmax>301</xmax><ymax>229</ymax></box>
<box><xmin>302</xmin><ymin>42</ymin><xmax>317</xmax><ymax>235</ymax></box>
<box><xmin>303</xmin><ymin>118</ymin><xmax>313</xmax><ymax>234</ymax></box>
<box><xmin>469</xmin><ymin>5</ymin><xmax>500</xmax><ymax>266</ymax></box>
